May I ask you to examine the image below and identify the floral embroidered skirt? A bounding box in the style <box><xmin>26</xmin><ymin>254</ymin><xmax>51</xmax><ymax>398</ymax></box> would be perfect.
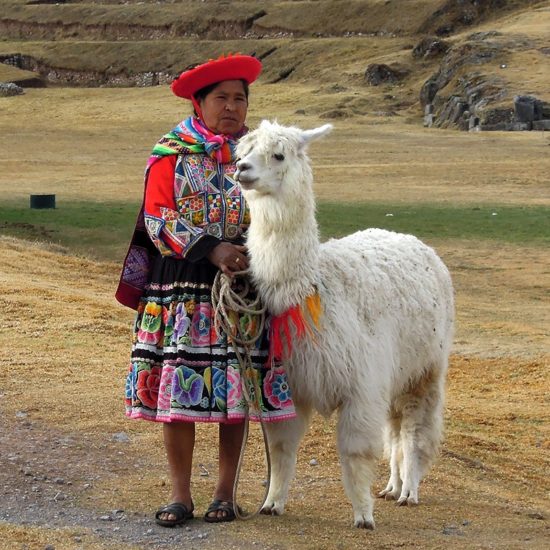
<box><xmin>125</xmin><ymin>255</ymin><xmax>296</xmax><ymax>423</ymax></box>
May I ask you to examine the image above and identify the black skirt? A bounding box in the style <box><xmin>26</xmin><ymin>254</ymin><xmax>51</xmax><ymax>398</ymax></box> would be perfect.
<box><xmin>125</xmin><ymin>255</ymin><xmax>296</xmax><ymax>423</ymax></box>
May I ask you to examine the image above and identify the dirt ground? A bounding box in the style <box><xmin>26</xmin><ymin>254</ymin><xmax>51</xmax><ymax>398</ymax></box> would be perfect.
<box><xmin>0</xmin><ymin>86</ymin><xmax>548</xmax><ymax>549</ymax></box>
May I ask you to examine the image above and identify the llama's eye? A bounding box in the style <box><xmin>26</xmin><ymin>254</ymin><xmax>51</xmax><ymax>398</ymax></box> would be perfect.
<box><xmin>273</xmin><ymin>153</ymin><xmax>285</xmax><ymax>161</ymax></box>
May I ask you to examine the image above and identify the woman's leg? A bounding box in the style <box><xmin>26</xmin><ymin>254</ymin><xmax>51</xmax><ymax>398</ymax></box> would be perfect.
<box><xmin>158</xmin><ymin>422</ymin><xmax>195</xmax><ymax>520</ymax></box>
<box><xmin>206</xmin><ymin>421</ymin><xmax>245</xmax><ymax>519</ymax></box>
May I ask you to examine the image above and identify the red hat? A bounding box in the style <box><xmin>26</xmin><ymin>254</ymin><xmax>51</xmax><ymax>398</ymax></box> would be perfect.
<box><xmin>171</xmin><ymin>54</ymin><xmax>262</xmax><ymax>99</ymax></box>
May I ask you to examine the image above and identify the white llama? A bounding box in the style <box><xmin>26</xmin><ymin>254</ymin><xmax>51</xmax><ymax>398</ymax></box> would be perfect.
<box><xmin>234</xmin><ymin>121</ymin><xmax>454</xmax><ymax>529</ymax></box>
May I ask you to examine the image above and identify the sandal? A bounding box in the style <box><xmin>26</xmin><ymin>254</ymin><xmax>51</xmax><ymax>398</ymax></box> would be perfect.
<box><xmin>203</xmin><ymin>499</ymin><xmax>242</xmax><ymax>523</ymax></box>
<box><xmin>155</xmin><ymin>502</ymin><xmax>194</xmax><ymax>527</ymax></box>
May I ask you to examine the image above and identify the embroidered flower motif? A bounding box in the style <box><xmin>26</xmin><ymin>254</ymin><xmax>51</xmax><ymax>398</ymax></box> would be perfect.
<box><xmin>172</xmin><ymin>366</ymin><xmax>204</xmax><ymax>407</ymax></box>
<box><xmin>200</xmin><ymin>396</ymin><xmax>209</xmax><ymax>409</ymax></box>
<box><xmin>184</xmin><ymin>299</ymin><xmax>196</xmax><ymax>316</ymax></box>
<box><xmin>211</xmin><ymin>367</ymin><xmax>226</xmax><ymax>411</ymax></box>
<box><xmin>136</xmin><ymin>366</ymin><xmax>161</xmax><ymax>409</ymax></box>
<box><xmin>137</xmin><ymin>301</ymin><xmax>163</xmax><ymax>345</ymax></box>
<box><xmin>172</xmin><ymin>302</ymin><xmax>191</xmax><ymax>344</ymax></box>
<box><xmin>191</xmin><ymin>302</ymin><xmax>212</xmax><ymax>347</ymax></box>
<box><xmin>157</xmin><ymin>366</ymin><xmax>175</xmax><ymax>411</ymax></box>
<box><xmin>263</xmin><ymin>366</ymin><xmax>293</xmax><ymax>409</ymax></box>
<box><xmin>227</xmin><ymin>210</ymin><xmax>240</xmax><ymax>224</ymax></box>
<box><xmin>226</xmin><ymin>365</ymin><xmax>243</xmax><ymax>410</ymax></box>
<box><xmin>125</xmin><ymin>364</ymin><xmax>138</xmax><ymax>405</ymax></box>
<box><xmin>162</xmin><ymin>306</ymin><xmax>174</xmax><ymax>346</ymax></box>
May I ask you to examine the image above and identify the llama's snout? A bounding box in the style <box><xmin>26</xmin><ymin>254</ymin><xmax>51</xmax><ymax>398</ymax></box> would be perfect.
<box><xmin>235</xmin><ymin>160</ymin><xmax>257</xmax><ymax>187</ymax></box>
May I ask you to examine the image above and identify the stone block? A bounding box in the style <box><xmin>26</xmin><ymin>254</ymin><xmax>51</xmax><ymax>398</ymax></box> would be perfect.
<box><xmin>468</xmin><ymin>115</ymin><xmax>480</xmax><ymax>130</ymax></box>
<box><xmin>480</xmin><ymin>122</ymin><xmax>511</xmax><ymax>131</ymax></box>
<box><xmin>532</xmin><ymin>120</ymin><xmax>550</xmax><ymax>131</ymax></box>
<box><xmin>510</xmin><ymin>122</ymin><xmax>532</xmax><ymax>131</ymax></box>
<box><xmin>514</xmin><ymin>95</ymin><xmax>537</xmax><ymax>122</ymax></box>
<box><xmin>420</xmin><ymin>78</ymin><xmax>439</xmax><ymax>107</ymax></box>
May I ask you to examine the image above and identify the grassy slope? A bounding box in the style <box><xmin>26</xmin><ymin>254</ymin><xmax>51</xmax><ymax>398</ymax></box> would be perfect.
<box><xmin>1</xmin><ymin>1</ymin><xmax>549</xmax><ymax>124</ymax></box>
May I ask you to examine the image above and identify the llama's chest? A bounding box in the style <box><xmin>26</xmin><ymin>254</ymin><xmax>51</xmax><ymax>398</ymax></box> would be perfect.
<box><xmin>284</xmin><ymin>335</ymin><xmax>350</xmax><ymax>415</ymax></box>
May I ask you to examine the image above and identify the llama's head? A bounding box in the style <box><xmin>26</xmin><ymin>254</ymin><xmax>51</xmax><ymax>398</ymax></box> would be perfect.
<box><xmin>235</xmin><ymin>120</ymin><xmax>332</xmax><ymax>198</ymax></box>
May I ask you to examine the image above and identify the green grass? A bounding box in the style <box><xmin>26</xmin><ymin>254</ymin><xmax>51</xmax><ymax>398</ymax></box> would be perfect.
<box><xmin>0</xmin><ymin>200</ymin><xmax>548</xmax><ymax>262</ymax></box>
<box><xmin>0</xmin><ymin>200</ymin><xmax>140</xmax><ymax>262</ymax></box>
<box><xmin>318</xmin><ymin>203</ymin><xmax>550</xmax><ymax>245</ymax></box>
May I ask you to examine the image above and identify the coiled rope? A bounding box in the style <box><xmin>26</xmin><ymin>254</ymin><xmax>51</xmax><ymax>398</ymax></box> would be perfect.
<box><xmin>211</xmin><ymin>269</ymin><xmax>271</xmax><ymax>520</ymax></box>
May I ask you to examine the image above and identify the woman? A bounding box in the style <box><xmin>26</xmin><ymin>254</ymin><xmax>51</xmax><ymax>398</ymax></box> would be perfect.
<box><xmin>115</xmin><ymin>54</ymin><xmax>296</xmax><ymax>526</ymax></box>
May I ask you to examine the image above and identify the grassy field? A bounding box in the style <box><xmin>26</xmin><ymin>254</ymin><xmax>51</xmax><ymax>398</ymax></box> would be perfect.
<box><xmin>0</xmin><ymin>82</ymin><xmax>549</xmax><ymax>549</ymax></box>
<box><xmin>0</xmin><ymin>199</ymin><xmax>548</xmax><ymax>263</ymax></box>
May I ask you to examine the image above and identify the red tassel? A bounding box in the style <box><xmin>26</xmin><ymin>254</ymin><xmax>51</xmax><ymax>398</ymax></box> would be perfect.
<box><xmin>267</xmin><ymin>305</ymin><xmax>307</xmax><ymax>365</ymax></box>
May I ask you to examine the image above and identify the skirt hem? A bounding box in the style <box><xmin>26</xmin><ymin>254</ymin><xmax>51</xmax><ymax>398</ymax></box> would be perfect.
<box><xmin>125</xmin><ymin>409</ymin><xmax>297</xmax><ymax>424</ymax></box>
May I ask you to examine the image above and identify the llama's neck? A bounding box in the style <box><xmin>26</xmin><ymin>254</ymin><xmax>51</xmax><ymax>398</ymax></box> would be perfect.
<box><xmin>246</xmin><ymin>191</ymin><xmax>320</xmax><ymax>316</ymax></box>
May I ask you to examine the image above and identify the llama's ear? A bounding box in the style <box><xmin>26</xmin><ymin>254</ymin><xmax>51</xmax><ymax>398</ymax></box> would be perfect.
<box><xmin>299</xmin><ymin>124</ymin><xmax>333</xmax><ymax>149</ymax></box>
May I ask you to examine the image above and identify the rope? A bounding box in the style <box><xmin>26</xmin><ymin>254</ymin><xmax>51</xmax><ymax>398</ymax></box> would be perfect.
<box><xmin>211</xmin><ymin>269</ymin><xmax>271</xmax><ymax>521</ymax></box>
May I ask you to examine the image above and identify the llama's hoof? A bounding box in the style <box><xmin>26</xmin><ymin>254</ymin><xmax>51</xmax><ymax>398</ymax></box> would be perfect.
<box><xmin>396</xmin><ymin>494</ymin><xmax>418</xmax><ymax>506</ymax></box>
<box><xmin>260</xmin><ymin>503</ymin><xmax>283</xmax><ymax>516</ymax></box>
<box><xmin>354</xmin><ymin>518</ymin><xmax>375</xmax><ymax>530</ymax></box>
<box><xmin>260</xmin><ymin>507</ymin><xmax>281</xmax><ymax>516</ymax></box>
<box><xmin>378</xmin><ymin>487</ymin><xmax>400</xmax><ymax>501</ymax></box>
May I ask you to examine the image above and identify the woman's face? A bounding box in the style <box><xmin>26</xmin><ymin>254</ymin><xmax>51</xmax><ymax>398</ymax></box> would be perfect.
<box><xmin>199</xmin><ymin>80</ymin><xmax>248</xmax><ymax>135</ymax></box>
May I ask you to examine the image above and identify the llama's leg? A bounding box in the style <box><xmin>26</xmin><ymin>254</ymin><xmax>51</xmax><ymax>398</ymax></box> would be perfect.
<box><xmin>261</xmin><ymin>404</ymin><xmax>312</xmax><ymax>516</ymax></box>
<box><xmin>397</xmin><ymin>369</ymin><xmax>445</xmax><ymax>506</ymax></box>
<box><xmin>337</xmin><ymin>404</ymin><xmax>384</xmax><ymax>529</ymax></box>
<box><xmin>378</xmin><ymin>417</ymin><xmax>403</xmax><ymax>500</ymax></box>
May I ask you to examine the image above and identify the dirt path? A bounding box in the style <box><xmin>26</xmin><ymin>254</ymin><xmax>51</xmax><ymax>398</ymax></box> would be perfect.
<box><xmin>0</xmin><ymin>418</ymin><xmax>259</xmax><ymax>550</ymax></box>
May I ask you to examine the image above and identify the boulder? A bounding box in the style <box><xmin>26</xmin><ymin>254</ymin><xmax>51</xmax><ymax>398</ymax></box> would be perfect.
<box><xmin>0</xmin><ymin>82</ymin><xmax>24</xmax><ymax>97</ymax></box>
<box><xmin>364</xmin><ymin>64</ymin><xmax>408</xmax><ymax>86</ymax></box>
<box><xmin>412</xmin><ymin>37</ymin><xmax>450</xmax><ymax>59</ymax></box>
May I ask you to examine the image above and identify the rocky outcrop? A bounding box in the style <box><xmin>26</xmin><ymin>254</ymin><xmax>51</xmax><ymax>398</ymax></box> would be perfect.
<box><xmin>419</xmin><ymin>32</ymin><xmax>549</xmax><ymax>131</ymax></box>
<box><xmin>418</xmin><ymin>0</ymin><xmax>541</xmax><ymax>36</ymax></box>
<box><xmin>424</xmin><ymin>80</ymin><xmax>550</xmax><ymax>131</ymax></box>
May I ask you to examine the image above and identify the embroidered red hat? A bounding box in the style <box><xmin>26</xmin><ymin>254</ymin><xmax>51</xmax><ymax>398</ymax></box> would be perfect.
<box><xmin>171</xmin><ymin>54</ymin><xmax>262</xmax><ymax>99</ymax></box>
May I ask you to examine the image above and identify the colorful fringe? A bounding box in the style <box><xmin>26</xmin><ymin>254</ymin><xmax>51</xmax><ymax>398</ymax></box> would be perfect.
<box><xmin>268</xmin><ymin>292</ymin><xmax>322</xmax><ymax>364</ymax></box>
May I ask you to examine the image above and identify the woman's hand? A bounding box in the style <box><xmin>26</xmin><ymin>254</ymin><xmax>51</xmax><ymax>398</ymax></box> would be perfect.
<box><xmin>206</xmin><ymin>242</ymin><xmax>249</xmax><ymax>276</ymax></box>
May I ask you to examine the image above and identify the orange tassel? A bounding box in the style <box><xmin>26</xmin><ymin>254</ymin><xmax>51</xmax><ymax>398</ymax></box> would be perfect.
<box><xmin>305</xmin><ymin>292</ymin><xmax>322</xmax><ymax>329</ymax></box>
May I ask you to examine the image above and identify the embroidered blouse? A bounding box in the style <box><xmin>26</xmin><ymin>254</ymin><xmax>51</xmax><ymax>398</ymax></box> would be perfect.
<box><xmin>143</xmin><ymin>153</ymin><xmax>251</xmax><ymax>261</ymax></box>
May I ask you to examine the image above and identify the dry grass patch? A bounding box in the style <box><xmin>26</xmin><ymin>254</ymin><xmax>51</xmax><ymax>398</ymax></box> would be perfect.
<box><xmin>1</xmin><ymin>86</ymin><xmax>549</xmax><ymax>207</ymax></box>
